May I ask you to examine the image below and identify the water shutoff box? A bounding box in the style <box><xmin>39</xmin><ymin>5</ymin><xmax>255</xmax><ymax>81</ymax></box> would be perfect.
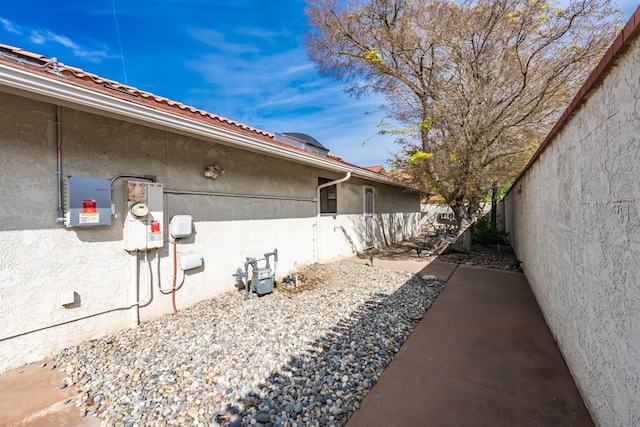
<box><xmin>64</xmin><ymin>176</ymin><xmax>112</xmax><ymax>227</ymax></box>
<box><xmin>123</xmin><ymin>181</ymin><xmax>164</xmax><ymax>251</ymax></box>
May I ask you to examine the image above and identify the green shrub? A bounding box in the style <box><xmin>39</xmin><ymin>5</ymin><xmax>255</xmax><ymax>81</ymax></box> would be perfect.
<box><xmin>472</xmin><ymin>217</ymin><xmax>509</xmax><ymax>245</ymax></box>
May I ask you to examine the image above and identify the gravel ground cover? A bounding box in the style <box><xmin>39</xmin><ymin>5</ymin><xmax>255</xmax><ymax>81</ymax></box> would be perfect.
<box><xmin>437</xmin><ymin>243</ymin><xmax>522</xmax><ymax>272</ymax></box>
<box><xmin>55</xmin><ymin>260</ymin><xmax>445</xmax><ymax>427</ymax></box>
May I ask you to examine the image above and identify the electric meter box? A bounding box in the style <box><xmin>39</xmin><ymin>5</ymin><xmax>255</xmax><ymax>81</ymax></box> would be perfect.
<box><xmin>123</xmin><ymin>181</ymin><xmax>164</xmax><ymax>251</ymax></box>
<box><xmin>64</xmin><ymin>176</ymin><xmax>112</xmax><ymax>227</ymax></box>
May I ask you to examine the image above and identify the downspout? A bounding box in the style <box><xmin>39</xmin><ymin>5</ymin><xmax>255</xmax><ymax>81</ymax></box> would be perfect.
<box><xmin>55</xmin><ymin>105</ymin><xmax>64</xmax><ymax>222</ymax></box>
<box><xmin>315</xmin><ymin>172</ymin><xmax>352</xmax><ymax>262</ymax></box>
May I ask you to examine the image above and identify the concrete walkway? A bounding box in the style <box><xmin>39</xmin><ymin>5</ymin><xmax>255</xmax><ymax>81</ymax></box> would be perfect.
<box><xmin>0</xmin><ymin>247</ymin><xmax>592</xmax><ymax>426</ymax></box>
<box><xmin>346</xmin><ymin>260</ymin><xmax>593</xmax><ymax>427</ymax></box>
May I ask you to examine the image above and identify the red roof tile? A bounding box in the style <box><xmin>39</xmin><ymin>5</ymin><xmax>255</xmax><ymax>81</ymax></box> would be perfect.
<box><xmin>364</xmin><ymin>165</ymin><xmax>387</xmax><ymax>174</ymax></box>
<box><xmin>0</xmin><ymin>43</ymin><xmax>275</xmax><ymax>141</ymax></box>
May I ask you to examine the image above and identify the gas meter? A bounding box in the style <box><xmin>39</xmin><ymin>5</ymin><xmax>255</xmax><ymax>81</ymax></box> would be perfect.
<box><xmin>252</xmin><ymin>267</ymin><xmax>274</xmax><ymax>295</ymax></box>
<box><xmin>232</xmin><ymin>249</ymin><xmax>278</xmax><ymax>300</ymax></box>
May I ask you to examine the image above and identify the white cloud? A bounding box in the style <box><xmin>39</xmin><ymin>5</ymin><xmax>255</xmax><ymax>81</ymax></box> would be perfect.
<box><xmin>188</xmin><ymin>28</ymin><xmax>260</xmax><ymax>54</ymax></box>
<box><xmin>29</xmin><ymin>29</ymin><xmax>110</xmax><ymax>63</ymax></box>
<box><xmin>283</xmin><ymin>63</ymin><xmax>315</xmax><ymax>75</ymax></box>
<box><xmin>235</xmin><ymin>26</ymin><xmax>291</xmax><ymax>44</ymax></box>
<box><xmin>0</xmin><ymin>17</ymin><xmax>21</xmax><ymax>35</ymax></box>
<box><xmin>183</xmin><ymin>44</ymin><xmax>398</xmax><ymax>166</ymax></box>
<box><xmin>31</xmin><ymin>30</ymin><xmax>79</xmax><ymax>49</ymax></box>
<box><xmin>182</xmin><ymin>18</ymin><xmax>398</xmax><ymax>166</ymax></box>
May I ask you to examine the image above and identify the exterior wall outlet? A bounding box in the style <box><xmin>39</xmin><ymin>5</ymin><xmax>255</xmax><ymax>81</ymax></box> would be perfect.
<box><xmin>61</xmin><ymin>290</ymin><xmax>75</xmax><ymax>306</ymax></box>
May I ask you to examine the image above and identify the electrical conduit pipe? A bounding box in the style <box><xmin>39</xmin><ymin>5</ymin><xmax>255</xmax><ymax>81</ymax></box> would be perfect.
<box><xmin>55</xmin><ymin>105</ymin><xmax>64</xmax><ymax>222</ymax></box>
<box><xmin>130</xmin><ymin>250</ymin><xmax>156</xmax><ymax>328</ymax></box>
<box><xmin>315</xmin><ymin>172</ymin><xmax>351</xmax><ymax>262</ymax></box>
<box><xmin>130</xmin><ymin>251</ymin><xmax>139</xmax><ymax>328</ymax></box>
<box><xmin>172</xmin><ymin>240</ymin><xmax>178</xmax><ymax>314</ymax></box>
<box><xmin>2</xmin><ymin>251</ymin><xmax>153</xmax><ymax>341</ymax></box>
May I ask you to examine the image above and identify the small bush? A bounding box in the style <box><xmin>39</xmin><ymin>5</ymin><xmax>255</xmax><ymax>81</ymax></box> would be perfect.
<box><xmin>472</xmin><ymin>217</ymin><xmax>509</xmax><ymax>245</ymax></box>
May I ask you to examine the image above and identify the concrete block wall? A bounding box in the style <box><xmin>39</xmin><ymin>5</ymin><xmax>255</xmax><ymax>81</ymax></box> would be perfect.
<box><xmin>504</xmin><ymin>36</ymin><xmax>640</xmax><ymax>426</ymax></box>
<box><xmin>0</xmin><ymin>92</ymin><xmax>421</xmax><ymax>372</ymax></box>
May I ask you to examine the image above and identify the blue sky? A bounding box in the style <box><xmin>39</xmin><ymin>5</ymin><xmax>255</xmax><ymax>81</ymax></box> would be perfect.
<box><xmin>1</xmin><ymin>1</ymin><xmax>637</xmax><ymax>168</ymax></box>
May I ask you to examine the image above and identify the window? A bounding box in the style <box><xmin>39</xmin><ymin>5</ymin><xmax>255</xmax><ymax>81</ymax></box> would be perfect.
<box><xmin>319</xmin><ymin>177</ymin><xmax>337</xmax><ymax>214</ymax></box>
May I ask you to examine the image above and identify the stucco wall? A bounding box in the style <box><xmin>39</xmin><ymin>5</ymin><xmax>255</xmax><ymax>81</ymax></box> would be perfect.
<box><xmin>504</xmin><ymin>37</ymin><xmax>640</xmax><ymax>426</ymax></box>
<box><xmin>317</xmin><ymin>178</ymin><xmax>420</xmax><ymax>260</ymax></box>
<box><xmin>0</xmin><ymin>92</ymin><xmax>420</xmax><ymax>372</ymax></box>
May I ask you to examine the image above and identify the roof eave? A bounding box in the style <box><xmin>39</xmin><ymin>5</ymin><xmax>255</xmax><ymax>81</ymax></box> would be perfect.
<box><xmin>0</xmin><ymin>63</ymin><xmax>414</xmax><ymax>189</ymax></box>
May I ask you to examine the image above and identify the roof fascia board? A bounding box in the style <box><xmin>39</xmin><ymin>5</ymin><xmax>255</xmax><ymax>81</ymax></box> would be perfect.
<box><xmin>0</xmin><ymin>63</ymin><xmax>414</xmax><ymax>188</ymax></box>
<box><xmin>0</xmin><ymin>63</ymin><xmax>355</xmax><ymax>172</ymax></box>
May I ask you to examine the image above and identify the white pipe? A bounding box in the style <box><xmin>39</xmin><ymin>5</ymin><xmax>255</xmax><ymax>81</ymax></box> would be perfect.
<box><xmin>315</xmin><ymin>172</ymin><xmax>352</xmax><ymax>262</ymax></box>
<box><xmin>130</xmin><ymin>251</ymin><xmax>139</xmax><ymax>328</ymax></box>
<box><xmin>164</xmin><ymin>188</ymin><xmax>315</xmax><ymax>202</ymax></box>
<box><xmin>55</xmin><ymin>105</ymin><xmax>64</xmax><ymax>222</ymax></box>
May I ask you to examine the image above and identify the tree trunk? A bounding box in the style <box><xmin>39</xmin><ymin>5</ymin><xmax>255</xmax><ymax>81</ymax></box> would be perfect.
<box><xmin>451</xmin><ymin>198</ymin><xmax>481</xmax><ymax>251</ymax></box>
<box><xmin>490</xmin><ymin>185</ymin><xmax>498</xmax><ymax>229</ymax></box>
<box><xmin>451</xmin><ymin>202</ymin><xmax>467</xmax><ymax>233</ymax></box>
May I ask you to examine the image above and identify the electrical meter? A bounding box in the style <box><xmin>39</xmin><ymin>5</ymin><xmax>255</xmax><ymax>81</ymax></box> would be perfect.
<box><xmin>130</xmin><ymin>202</ymin><xmax>149</xmax><ymax>218</ymax></box>
<box><xmin>123</xmin><ymin>181</ymin><xmax>164</xmax><ymax>251</ymax></box>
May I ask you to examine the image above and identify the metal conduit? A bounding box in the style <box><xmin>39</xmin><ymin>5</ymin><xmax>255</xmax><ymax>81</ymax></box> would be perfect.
<box><xmin>163</xmin><ymin>188</ymin><xmax>316</xmax><ymax>202</ymax></box>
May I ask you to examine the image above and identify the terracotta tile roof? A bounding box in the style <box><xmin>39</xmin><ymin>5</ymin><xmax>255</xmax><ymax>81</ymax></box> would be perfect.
<box><xmin>0</xmin><ymin>43</ymin><xmax>414</xmax><ymax>188</ymax></box>
<box><xmin>364</xmin><ymin>165</ymin><xmax>387</xmax><ymax>174</ymax></box>
<box><xmin>387</xmin><ymin>169</ymin><xmax>413</xmax><ymax>183</ymax></box>
<box><xmin>363</xmin><ymin>165</ymin><xmax>417</xmax><ymax>186</ymax></box>
<box><xmin>0</xmin><ymin>43</ymin><xmax>272</xmax><ymax>140</ymax></box>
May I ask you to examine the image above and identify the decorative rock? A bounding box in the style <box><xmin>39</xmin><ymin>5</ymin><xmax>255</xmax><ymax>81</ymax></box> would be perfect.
<box><xmin>437</xmin><ymin>242</ymin><xmax>522</xmax><ymax>271</ymax></box>
<box><xmin>53</xmin><ymin>260</ymin><xmax>446</xmax><ymax>427</ymax></box>
<box><xmin>255</xmin><ymin>411</ymin><xmax>270</xmax><ymax>423</ymax></box>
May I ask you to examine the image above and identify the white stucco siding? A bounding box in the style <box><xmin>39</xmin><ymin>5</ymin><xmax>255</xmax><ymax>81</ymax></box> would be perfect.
<box><xmin>373</xmin><ymin>184</ymin><xmax>421</xmax><ymax>246</ymax></box>
<box><xmin>0</xmin><ymin>91</ymin><xmax>420</xmax><ymax>372</ymax></box>
<box><xmin>315</xmin><ymin>178</ymin><xmax>420</xmax><ymax>261</ymax></box>
<box><xmin>504</xmin><ymin>37</ymin><xmax>640</xmax><ymax>426</ymax></box>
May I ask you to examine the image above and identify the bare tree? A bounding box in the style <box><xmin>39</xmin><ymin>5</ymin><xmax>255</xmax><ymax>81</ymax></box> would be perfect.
<box><xmin>306</xmin><ymin>0</ymin><xmax>620</xmax><ymax>231</ymax></box>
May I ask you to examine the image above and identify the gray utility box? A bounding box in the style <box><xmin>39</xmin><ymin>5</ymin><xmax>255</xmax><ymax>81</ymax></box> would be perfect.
<box><xmin>251</xmin><ymin>268</ymin><xmax>274</xmax><ymax>295</ymax></box>
<box><xmin>65</xmin><ymin>176</ymin><xmax>112</xmax><ymax>227</ymax></box>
